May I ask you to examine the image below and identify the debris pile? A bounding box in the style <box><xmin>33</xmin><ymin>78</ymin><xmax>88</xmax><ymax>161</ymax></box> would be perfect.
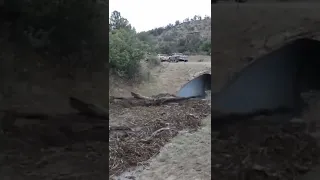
<box><xmin>212</xmin><ymin>121</ymin><xmax>320</xmax><ymax>180</ymax></box>
<box><xmin>109</xmin><ymin>92</ymin><xmax>211</xmax><ymax>177</ymax></box>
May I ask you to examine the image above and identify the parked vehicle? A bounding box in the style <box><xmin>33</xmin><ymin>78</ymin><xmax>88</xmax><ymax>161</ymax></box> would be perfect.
<box><xmin>168</xmin><ymin>53</ymin><xmax>188</xmax><ymax>62</ymax></box>
<box><xmin>157</xmin><ymin>54</ymin><xmax>170</xmax><ymax>62</ymax></box>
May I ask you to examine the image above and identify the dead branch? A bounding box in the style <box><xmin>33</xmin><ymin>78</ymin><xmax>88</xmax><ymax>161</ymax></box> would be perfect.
<box><xmin>130</xmin><ymin>92</ymin><xmax>198</xmax><ymax>105</ymax></box>
<box><xmin>110</xmin><ymin>96</ymin><xmax>127</xmax><ymax>100</ymax></box>
<box><xmin>131</xmin><ymin>92</ymin><xmax>153</xmax><ymax>100</ymax></box>
<box><xmin>141</xmin><ymin>127</ymin><xmax>171</xmax><ymax>142</ymax></box>
<box><xmin>0</xmin><ymin>110</ymin><xmax>108</xmax><ymax>123</ymax></box>
<box><xmin>0</xmin><ymin>109</ymin><xmax>111</xmax><ymax>133</ymax></box>
<box><xmin>109</xmin><ymin>126</ymin><xmax>133</xmax><ymax>131</ymax></box>
<box><xmin>156</xmin><ymin>96</ymin><xmax>197</xmax><ymax>103</ymax></box>
<box><xmin>153</xmin><ymin>93</ymin><xmax>178</xmax><ymax>98</ymax></box>
<box><xmin>69</xmin><ymin>96</ymin><xmax>108</xmax><ymax>119</ymax></box>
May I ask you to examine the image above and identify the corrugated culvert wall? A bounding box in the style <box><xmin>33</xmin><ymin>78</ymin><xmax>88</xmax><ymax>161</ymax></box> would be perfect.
<box><xmin>176</xmin><ymin>73</ymin><xmax>211</xmax><ymax>98</ymax></box>
<box><xmin>212</xmin><ymin>38</ymin><xmax>320</xmax><ymax>115</ymax></box>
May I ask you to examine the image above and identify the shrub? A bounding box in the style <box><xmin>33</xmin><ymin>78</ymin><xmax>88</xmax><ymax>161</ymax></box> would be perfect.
<box><xmin>146</xmin><ymin>55</ymin><xmax>160</xmax><ymax>68</ymax></box>
<box><xmin>109</xmin><ymin>28</ymin><xmax>146</xmax><ymax>78</ymax></box>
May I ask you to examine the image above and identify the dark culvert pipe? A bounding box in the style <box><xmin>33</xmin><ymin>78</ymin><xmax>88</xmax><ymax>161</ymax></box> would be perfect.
<box><xmin>211</xmin><ymin>38</ymin><xmax>320</xmax><ymax>128</ymax></box>
<box><xmin>176</xmin><ymin>73</ymin><xmax>211</xmax><ymax>99</ymax></box>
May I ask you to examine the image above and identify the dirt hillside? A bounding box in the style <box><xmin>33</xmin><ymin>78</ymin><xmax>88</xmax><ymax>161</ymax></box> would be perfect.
<box><xmin>110</xmin><ymin>61</ymin><xmax>211</xmax><ymax>97</ymax></box>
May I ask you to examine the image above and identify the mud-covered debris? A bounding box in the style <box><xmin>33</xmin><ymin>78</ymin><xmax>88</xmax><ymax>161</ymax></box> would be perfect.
<box><xmin>212</xmin><ymin>122</ymin><xmax>320</xmax><ymax>180</ymax></box>
<box><xmin>109</xmin><ymin>96</ymin><xmax>211</xmax><ymax>178</ymax></box>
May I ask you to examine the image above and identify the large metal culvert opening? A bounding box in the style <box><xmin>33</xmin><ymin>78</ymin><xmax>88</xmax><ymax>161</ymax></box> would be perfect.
<box><xmin>212</xmin><ymin>38</ymin><xmax>320</xmax><ymax>115</ymax></box>
<box><xmin>176</xmin><ymin>73</ymin><xmax>211</xmax><ymax>99</ymax></box>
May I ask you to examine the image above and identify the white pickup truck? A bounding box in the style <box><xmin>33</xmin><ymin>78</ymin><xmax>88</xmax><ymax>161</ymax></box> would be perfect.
<box><xmin>157</xmin><ymin>54</ymin><xmax>170</xmax><ymax>62</ymax></box>
<box><xmin>168</xmin><ymin>53</ymin><xmax>188</xmax><ymax>62</ymax></box>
